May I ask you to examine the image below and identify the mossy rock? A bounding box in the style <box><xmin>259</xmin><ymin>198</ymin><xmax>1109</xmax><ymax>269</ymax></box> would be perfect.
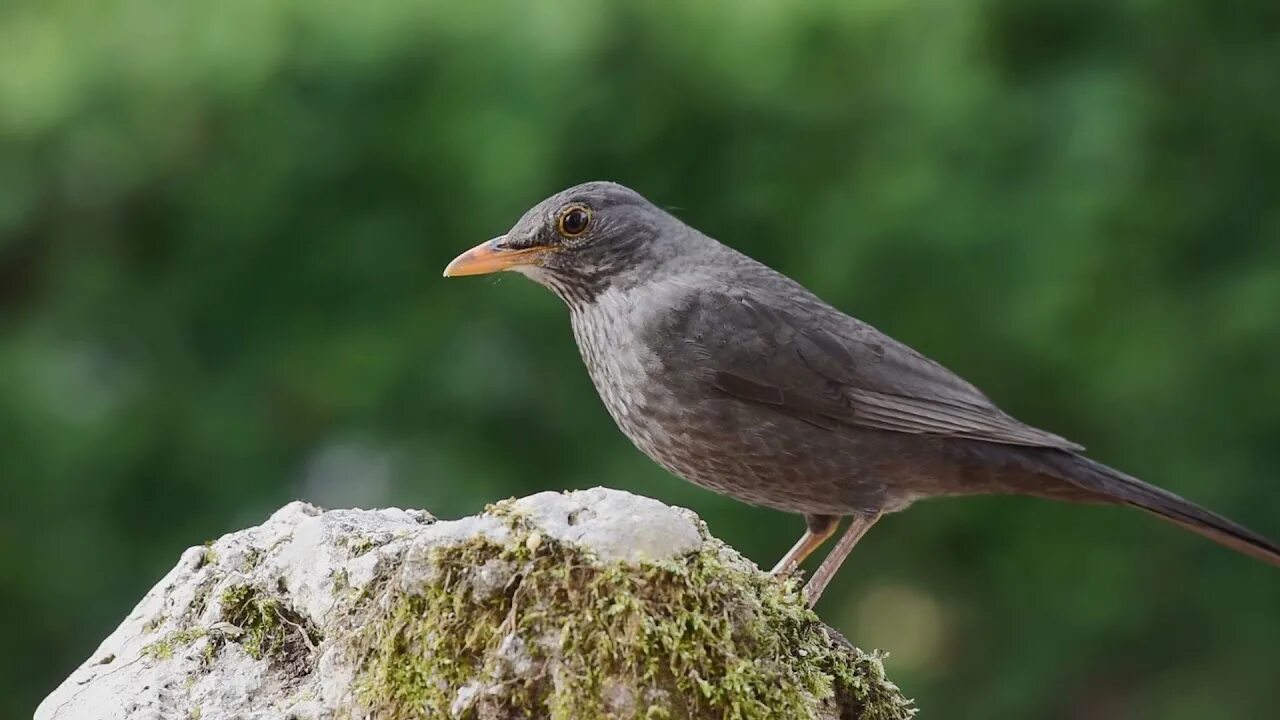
<box><xmin>351</xmin><ymin>498</ymin><xmax>914</xmax><ymax>720</ymax></box>
<box><xmin>36</xmin><ymin>491</ymin><xmax>913</xmax><ymax>720</ymax></box>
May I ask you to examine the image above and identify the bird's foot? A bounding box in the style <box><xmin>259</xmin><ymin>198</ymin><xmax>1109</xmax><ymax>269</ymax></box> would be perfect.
<box><xmin>769</xmin><ymin>515</ymin><xmax>840</xmax><ymax>580</ymax></box>
<box><xmin>799</xmin><ymin>512</ymin><xmax>882</xmax><ymax>608</ymax></box>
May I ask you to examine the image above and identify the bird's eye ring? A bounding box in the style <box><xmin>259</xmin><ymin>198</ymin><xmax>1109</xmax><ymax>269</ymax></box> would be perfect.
<box><xmin>557</xmin><ymin>206</ymin><xmax>591</xmax><ymax>237</ymax></box>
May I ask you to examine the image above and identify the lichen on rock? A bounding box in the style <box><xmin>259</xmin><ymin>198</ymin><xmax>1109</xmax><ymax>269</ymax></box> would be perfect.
<box><xmin>36</xmin><ymin>488</ymin><xmax>914</xmax><ymax>720</ymax></box>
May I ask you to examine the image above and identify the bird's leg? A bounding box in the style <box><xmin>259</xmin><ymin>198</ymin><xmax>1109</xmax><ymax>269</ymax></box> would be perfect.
<box><xmin>770</xmin><ymin>514</ymin><xmax>840</xmax><ymax>577</ymax></box>
<box><xmin>803</xmin><ymin>512</ymin><xmax>882</xmax><ymax>608</ymax></box>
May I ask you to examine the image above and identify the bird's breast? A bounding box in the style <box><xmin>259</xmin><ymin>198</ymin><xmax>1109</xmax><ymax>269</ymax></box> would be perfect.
<box><xmin>567</xmin><ymin>287</ymin><xmax>886</xmax><ymax>515</ymax></box>
<box><xmin>571</xmin><ymin>292</ymin><xmax>666</xmax><ymax>431</ymax></box>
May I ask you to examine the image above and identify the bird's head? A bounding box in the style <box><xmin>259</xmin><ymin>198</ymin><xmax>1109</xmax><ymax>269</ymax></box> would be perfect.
<box><xmin>443</xmin><ymin>181</ymin><xmax>680</xmax><ymax>305</ymax></box>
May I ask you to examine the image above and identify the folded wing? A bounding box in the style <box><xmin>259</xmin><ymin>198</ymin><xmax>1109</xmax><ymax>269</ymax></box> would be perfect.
<box><xmin>694</xmin><ymin>293</ymin><xmax>1082</xmax><ymax>452</ymax></box>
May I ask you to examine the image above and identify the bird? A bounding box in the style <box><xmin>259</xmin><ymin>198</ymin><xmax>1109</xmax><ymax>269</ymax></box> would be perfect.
<box><xmin>443</xmin><ymin>181</ymin><xmax>1279</xmax><ymax>606</ymax></box>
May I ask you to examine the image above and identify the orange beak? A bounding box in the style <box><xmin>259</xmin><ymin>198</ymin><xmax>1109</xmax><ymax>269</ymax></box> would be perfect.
<box><xmin>442</xmin><ymin>236</ymin><xmax>550</xmax><ymax>277</ymax></box>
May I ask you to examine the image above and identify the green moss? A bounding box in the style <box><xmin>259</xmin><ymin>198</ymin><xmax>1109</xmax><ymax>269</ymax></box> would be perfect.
<box><xmin>345</xmin><ymin>536</ymin><xmax>378</xmax><ymax>557</ymax></box>
<box><xmin>219</xmin><ymin>585</ymin><xmax>322</xmax><ymax>664</ymax></box>
<box><xmin>241</xmin><ymin>547</ymin><xmax>264</xmax><ymax>573</ymax></box>
<box><xmin>141</xmin><ymin>628</ymin><xmax>208</xmax><ymax>661</ymax></box>
<box><xmin>482</xmin><ymin>496</ymin><xmax>539</xmax><ymax>533</ymax></box>
<box><xmin>482</xmin><ymin>496</ymin><xmax>521</xmax><ymax>517</ymax></box>
<box><xmin>142</xmin><ymin>616</ymin><xmax>165</xmax><ymax>635</ymax></box>
<box><xmin>200</xmin><ymin>542</ymin><xmax>219</xmax><ymax>568</ymax></box>
<box><xmin>352</xmin><ymin>523</ymin><xmax>914</xmax><ymax>720</ymax></box>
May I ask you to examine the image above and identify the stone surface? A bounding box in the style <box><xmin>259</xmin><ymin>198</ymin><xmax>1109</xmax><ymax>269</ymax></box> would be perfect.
<box><xmin>36</xmin><ymin>487</ymin><xmax>914</xmax><ymax>720</ymax></box>
<box><xmin>509</xmin><ymin>487</ymin><xmax>703</xmax><ymax>563</ymax></box>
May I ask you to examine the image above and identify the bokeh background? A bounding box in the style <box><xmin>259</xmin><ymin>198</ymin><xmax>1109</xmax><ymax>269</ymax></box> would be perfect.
<box><xmin>4</xmin><ymin>0</ymin><xmax>1279</xmax><ymax>717</ymax></box>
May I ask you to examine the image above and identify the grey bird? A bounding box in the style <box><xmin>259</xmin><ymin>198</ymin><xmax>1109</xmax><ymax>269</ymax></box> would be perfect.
<box><xmin>444</xmin><ymin>181</ymin><xmax>1280</xmax><ymax>605</ymax></box>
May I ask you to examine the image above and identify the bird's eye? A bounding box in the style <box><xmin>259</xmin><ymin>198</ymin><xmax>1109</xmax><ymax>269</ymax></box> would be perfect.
<box><xmin>557</xmin><ymin>206</ymin><xmax>591</xmax><ymax>237</ymax></box>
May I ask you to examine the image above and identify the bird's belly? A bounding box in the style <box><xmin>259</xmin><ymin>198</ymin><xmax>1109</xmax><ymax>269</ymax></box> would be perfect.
<box><xmin>572</xmin><ymin>296</ymin><xmax>890</xmax><ymax>516</ymax></box>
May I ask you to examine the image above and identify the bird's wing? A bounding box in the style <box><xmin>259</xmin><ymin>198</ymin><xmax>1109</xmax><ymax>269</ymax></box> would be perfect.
<box><xmin>686</xmin><ymin>291</ymin><xmax>1082</xmax><ymax>451</ymax></box>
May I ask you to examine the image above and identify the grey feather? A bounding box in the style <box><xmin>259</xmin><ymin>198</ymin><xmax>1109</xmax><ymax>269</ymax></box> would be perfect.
<box><xmin>700</xmin><ymin>293</ymin><xmax>1084</xmax><ymax>451</ymax></box>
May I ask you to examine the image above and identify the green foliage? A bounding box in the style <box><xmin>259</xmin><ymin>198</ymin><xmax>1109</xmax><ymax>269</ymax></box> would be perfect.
<box><xmin>3</xmin><ymin>0</ymin><xmax>1278</xmax><ymax>718</ymax></box>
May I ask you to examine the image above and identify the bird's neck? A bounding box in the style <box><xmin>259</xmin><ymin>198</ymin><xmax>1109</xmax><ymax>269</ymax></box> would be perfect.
<box><xmin>536</xmin><ymin>267</ymin><xmax>609</xmax><ymax>311</ymax></box>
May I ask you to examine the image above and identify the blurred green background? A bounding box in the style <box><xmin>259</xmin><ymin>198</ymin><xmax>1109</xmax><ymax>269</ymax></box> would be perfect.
<box><xmin>4</xmin><ymin>0</ymin><xmax>1278</xmax><ymax>717</ymax></box>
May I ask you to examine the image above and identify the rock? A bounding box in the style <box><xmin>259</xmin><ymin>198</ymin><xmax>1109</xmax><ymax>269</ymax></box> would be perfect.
<box><xmin>36</xmin><ymin>488</ymin><xmax>915</xmax><ymax>720</ymax></box>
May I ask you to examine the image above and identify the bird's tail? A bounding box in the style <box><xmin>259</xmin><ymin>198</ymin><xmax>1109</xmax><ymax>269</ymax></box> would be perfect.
<box><xmin>1052</xmin><ymin>453</ymin><xmax>1280</xmax><ymax>567</ymax></box>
